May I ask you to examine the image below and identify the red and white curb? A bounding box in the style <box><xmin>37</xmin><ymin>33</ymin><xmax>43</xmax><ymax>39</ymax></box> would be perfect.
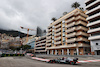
<box><xmin>32</xmin><ymin>57</ymin><xmax>50</xmax><ymax>62</ymax></box>
<box><xmin>26</xmin><ymin>54</ymin><xmax>100</xmax><ymax>63</ymax></box>
<box><xmin>77</xmin><ymin>59</ymin><xmax>100</xmax><ymax>63</ymax></box>
<box><xmin>31</xmin><ymin>57</ymin><xmax>100</xmax><ymax>63</ymax></box>
<box><xmin>27</xmin><ymin>53</ymin><xmax>32</xmax><ymax>56</ymax></box>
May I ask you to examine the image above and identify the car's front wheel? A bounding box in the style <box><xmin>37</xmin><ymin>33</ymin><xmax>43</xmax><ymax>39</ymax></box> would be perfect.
<box><xmin>70</xmin><ymin>61</ymin><xmax>75</xmax><ymax>65</ymax></box>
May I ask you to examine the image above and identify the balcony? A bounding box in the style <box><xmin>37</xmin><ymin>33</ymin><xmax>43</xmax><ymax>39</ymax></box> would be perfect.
<box><xmin>54</xmin><ymin>37</ymin><xmax>61</xmax><ymax>41</ymax></box>
<box><xmin>53</xmin><ymin>12</ymin><xmax>75</xmax><ymax>25</ymax></box>
<box><xmin>48</xmin><ymin>25</ymin><xmax>52</xmax><ymax>29</ymax></box>
<box><xmin>66</xmin><ymin>32</ymin><xmax>76</xmax><ymax>38</ymax></box>
<box><xmin>76</xmin><ymin>11</ymin><xmax>87</xmax><ymax>18</ymax></box>
<box><xmin>76</xmin><ymin>32</ymin><xmax>89</xmax><ymax>36</ymax></box>
<box><xmin>86</xmin><ymin>12</ymin><xmax>100</xmax><ymax>21</ymax></box>
<box><xmin>54</xmin><ymin>32</ymin><xmax>61</xmax><ymax>36</ymax></box>
<box><xmin>88</xmin><ymin>27</ymin><xmax>100</xmax><ymax>33</ymax></box>
<box><xmin>66</xmin><ymin>22</ymin><xmax>75</xmax><ymax>28</ymax></box>
<box><xmin>35</xmin><ymin>50</ymin><xmax>46</xmax><ymax>52</ymax></box>
<box><xmin>46</xmin><ymin>43</ymin><xmax>90</xmax><ymax>49</ymax></box>
<box><xmin>47</xmin><ymin>32</ymin><xmax>52</xmax><ymax>36</ymax></box>
<box><xmin>78</xmin><ymin>43</ymin><xmax>90</xmax><ymax>47</ymax></box>
<box><xmin>36</xmin><ymin>41</ymin><xmax>40</xmax><ymax>44</ymax></box>
<box><xmin>55</xmin><ymin>28</ymin><xmax>61</xmax><ymax>32</ymax></box>
<box><xmin>54</xmin><ymin>41</ymin><xmax>61</xmax><ymax>45</ymax></box>
<box><xmin>48</xmin><ymin>29</ymin><xmax>52</xmax><ymax>32</ymax></box>
<box><xmin>41</xmin><ymin>40</ymin><xmax>46</xmax><ymax>42</ymax></box>
<box><xmin>46</xmin><ymin>43</ymin><xmax>52</xmax><ymax>46</ymax></box>
<box><xmin>85</xmin><ymin>0</ymin><xmax>99</xmax><ymax>9</ymax></box>
<box><xmin>47</xmin><ymin>39</ymin><xmax>52</xmax><ymax>43</ymax></box>
<box><xmin>76</xmin><ymin>26</ymin><xmax>88</xmax><ymax>31</ymax></box>
<box><xmin>66</xmin><ymin>27</ymin><xmax>76</xmax><ymax>33</ymax></box>
<box><xmin>47</xmin><ymin>36</ymin><xmax>52</xmax><ymax>39</ymax></box>
<box><xmin>76</xmin><ymin>38</ymin><xmax>89</xmax><ymax>42</ymax></box>
<box><xmin>87</xmin><ymin>20</ymin><xmax>100</xmax><ymax>27</ymax></box>
<box><xmin>88</xmin><ymin>35</ymin><xmax>100</xmax><ymax>40</ymax></box>
<box><xmin>65</xmin><ymin>17</ymin><xmax>75</xmax><ymax>23</ymax></box>
<box><xmin>35</xmin><ymin>46</ymin><xmax>45</xmax><ymax>49</ymax></box>
<box><xmin>41</xmin><ymin>43</ymin><xmax>46</xmax><ymax>45</ymax></box>
<box><xmin>76</xmin><ymin>16</ymin><xmax>86</xmax><ymax>21</ymax></box>
<box><xmin>55</xmin><ymin>24</ymin><xmax>61</xmax><ymax>28</ymax></box>
<box><xmin>64</xmin><ymin>12</ymin><xmax>75</xmax><ymax>19</ymax></box>
<box><xmin>85</xmin><ymin>0</ymin><xmax>91</xmax><ymax>3</ymax></box>
<box><xmin>66</xmin><ymin>38</ymin><xmax>76</xmax><ymax>43</ymax></box>
<box><xmin>67</xmin><ymin>43</ymin><xmax>90</xmax><ymax>47</ymax></box>
<box><xmin>35</xmin><ymin>43</ymin><xmax>46</xmax><ymax>47</ymax></box>
<box><xmin>76</xmin><ymin>21</ymin><xmax>87</xmax><ymax>26</ymax></box>
<box><xmin>86</xmin><ymin>5</ymin><xmax>100</xmax><ymax>15</ymax></box>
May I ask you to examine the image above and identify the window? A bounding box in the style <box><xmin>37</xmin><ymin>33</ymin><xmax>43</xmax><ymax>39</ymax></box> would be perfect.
<box><xmin>96</xmin><ymin>43</ymin><xmax>99</xmax><ymax>45</ymax></box>
<box><xmin>52</xmin><ymin>40</ymin><xmax>54</xmax><ymax>44</ymax></box>
<box><xmin>63</xmin><ymin>43</ymin><xmax>65</xmax><ymax>45</ymax></box>
<box><xmin>53</xmin><ymin>26</ymin><xmax>54</xmax><ymax>28</ymax></box>
<box><xmin>62</xmin><ymin>20</ymin><xmax>65</xmax><ymax>23</ymax></box>
<box><xmin>74</xmin><ymin>49</ymin><xmax>76</xmax><ymax>51</ymax></box>
<box><xmin>63</xmin><ymin>29</ymin><xmax>65</xmax><ymax>32</ymax></box>
<box><xmin>63</xmin><ymin>33</ymin><xmax>65</xmax><ymax>36</ymax></box>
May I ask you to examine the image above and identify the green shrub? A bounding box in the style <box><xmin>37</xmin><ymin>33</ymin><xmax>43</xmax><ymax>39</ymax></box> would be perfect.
<box><xmin>4</xmin><ymin>54</ymin><xmax>6</xmax><ymax>57</ymax></box>
<box><xmin>13</xmin><ymin>54</ymin><xmax>16</xmax><ymax>56</ymax></box>
<box><xmin>8</xmin><ymin>54</ymin><xmax>10</xmax><ymax>56</ymax></box>
<box><xmin>18</xmin><ymin>54</ymin><xmax>20</xmax><ymax>56</ymax></box>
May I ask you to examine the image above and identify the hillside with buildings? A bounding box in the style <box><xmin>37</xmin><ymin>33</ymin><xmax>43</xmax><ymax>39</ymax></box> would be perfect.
<box><xmin>0</xmin><ymin>29</ymin><xmax>32</xmax><ymax>38</ymax></box>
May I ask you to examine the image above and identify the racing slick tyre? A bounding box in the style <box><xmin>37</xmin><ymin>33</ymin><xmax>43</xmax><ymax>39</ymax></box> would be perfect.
<box><xmin>70</xmin><ymin>61</ymin><xmax>75</xmax><ymax>65</ymax></box>
<box><xmin>53</xmin><ymin>61</ymin><xmax>55</xmax><ymax>63</ymax></box>
<box><xmin>49</xmin><ymin>60</ymin><xmax>55</xmax><ymax>63</ymax></box>
<box><xmin>58</xmin><ymin>61</ymin><xmax>61</xmax><ymax>63</ymax></box>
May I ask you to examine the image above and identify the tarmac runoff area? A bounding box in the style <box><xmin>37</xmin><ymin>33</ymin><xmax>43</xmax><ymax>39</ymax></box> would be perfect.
<box><xmin>1</xmin><ymin>56</ymin><xmax>100</xmax><ymax>67</ymax></box>
<box><xmin>26</xmin><ymin>53</ymin><xmax>100</xmax><ymax>63</ymax></box>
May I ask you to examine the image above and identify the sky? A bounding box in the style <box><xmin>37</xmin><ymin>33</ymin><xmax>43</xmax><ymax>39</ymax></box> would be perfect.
<box><xmin>0</xmin><ymin>0</ymin><xmax>85</xmax><ymax>35</ymax></box>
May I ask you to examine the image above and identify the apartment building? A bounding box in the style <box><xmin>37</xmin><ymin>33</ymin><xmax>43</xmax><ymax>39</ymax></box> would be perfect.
<box><xmin>85</xmin><ymin>0</ymin><xmax>100</xmax><ymax>55</ymax></box>
<box><xmin>34</xmin><ymin>36</ymin><xmax>46</xmax><ymax>54</ymax></box>
<box><xmin>46</xmin><ymin>9</ymin><xmax>90</xmax><ymax>55</ymax></box>
<box><xmin>0</xmin><ymin>33</ymin><xmax>15</xmax><ymax>49</ymax></box>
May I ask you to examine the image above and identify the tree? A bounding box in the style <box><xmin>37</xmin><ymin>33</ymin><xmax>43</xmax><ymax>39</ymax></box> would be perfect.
<box><xmin>22</xmin><ymin>45</ymin><xmax>31</xmax><ymax>50</ymax></box>
<box><xmin>51</xmin><ymin>17</ymin><xmax>57</xmax><ymax>21</ymax></box>
<box><xmin>79</xmin><ymin>7</ymin><xmax>84</xmax><ymax>11</ymax></box>
<box><xmin>71</xmin><ymin>2</ymin><xmax>80</xmax><ymax>9</ymax></box>
<box><xmin>63</xmin><ymin>12</ymin><xmax>67</xmax><ymax>16</ymax></box>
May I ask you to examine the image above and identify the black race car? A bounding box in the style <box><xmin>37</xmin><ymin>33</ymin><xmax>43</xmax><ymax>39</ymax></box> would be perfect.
<box><xmin>47</xmin><ymin>57</ymin><xmax>78</xmax><ymax>65</ymax></box>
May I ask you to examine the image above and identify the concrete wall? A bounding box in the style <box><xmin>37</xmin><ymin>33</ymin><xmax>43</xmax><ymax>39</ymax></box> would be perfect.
<box><xmin>90</xmin><ymin>39</ymin><xmax>100</xmax><ymax>52</ymax></box>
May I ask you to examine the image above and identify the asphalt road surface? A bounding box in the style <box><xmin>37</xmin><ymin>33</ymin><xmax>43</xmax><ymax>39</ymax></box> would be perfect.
<box><xmin>0</xmin><ymin>57</ymin><xmax>100</xmax><ymax>67</ymax></box>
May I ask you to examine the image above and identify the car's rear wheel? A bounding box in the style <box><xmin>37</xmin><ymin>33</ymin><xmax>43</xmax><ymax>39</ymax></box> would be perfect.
<box><xmin>58</xmin><ymin>61</ymin><xmax>61</xmax><ymax>63</ymax></box>
<box><xmin>70</xmin><ymin>61</ymin><xmax>75</xmax><ymax>65</ymax></box>
<box><xmin>50</xmin><ymin>60</ymin><xmax>55</xmax><ymax>63</ymax></box>
<box><xmin>53</xmin><ymin>61</ymin><xmax>55</xmax><ymax>63</ymax></box>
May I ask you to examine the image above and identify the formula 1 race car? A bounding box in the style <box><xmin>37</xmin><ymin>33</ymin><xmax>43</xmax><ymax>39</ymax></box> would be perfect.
<box><xmin>47</xmin><ymin>57</ymin><xmax>78</xmax><ymax>65</ymax></box>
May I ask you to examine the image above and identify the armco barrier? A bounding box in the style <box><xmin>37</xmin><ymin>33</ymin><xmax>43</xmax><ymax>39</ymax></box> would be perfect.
<box><xmin>1</xmin><ymin>54</ymin><xmax>25</xmax><ymax>57</ymax></box>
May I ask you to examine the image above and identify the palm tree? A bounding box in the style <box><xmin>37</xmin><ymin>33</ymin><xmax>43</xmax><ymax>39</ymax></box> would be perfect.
<box><xmin>71</xmin><ymin>2</ymin><xmax>80</xmax><ymax>9</ymax></box>
<box><xmin>51</xmin><ymin>17</ymin><xmax>57</xmax><ymax>21</ymax></box>
<box><xmin>63</xmin><ymin>12</ymin><xmax>67</xmax><ymax>16</ymax></box>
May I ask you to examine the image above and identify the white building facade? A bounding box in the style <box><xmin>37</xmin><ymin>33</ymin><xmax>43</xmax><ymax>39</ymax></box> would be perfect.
<box><xmin>85</xmin><ymin>0</ymin><xmax>100</xmax><ymax>55</ymax></box>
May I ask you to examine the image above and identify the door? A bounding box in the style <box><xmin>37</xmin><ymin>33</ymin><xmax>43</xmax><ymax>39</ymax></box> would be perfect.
<box><xmin>97</xmin><ymin>50</ymin><xmax>100</xmax><ymax>55</ymax></box>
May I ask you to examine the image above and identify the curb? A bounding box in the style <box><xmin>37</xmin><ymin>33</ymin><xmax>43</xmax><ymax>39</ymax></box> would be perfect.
<box><xmin>26</xmin><ymin>53</ymin><xmax>100</xmax><ymax>63</ymax></box>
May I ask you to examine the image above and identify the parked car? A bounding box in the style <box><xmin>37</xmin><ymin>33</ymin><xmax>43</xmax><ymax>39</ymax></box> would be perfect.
<box><xmin>47</xmin><ymin>57</ymin><xmax>78</xmax><ymax>65</ymax></box>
